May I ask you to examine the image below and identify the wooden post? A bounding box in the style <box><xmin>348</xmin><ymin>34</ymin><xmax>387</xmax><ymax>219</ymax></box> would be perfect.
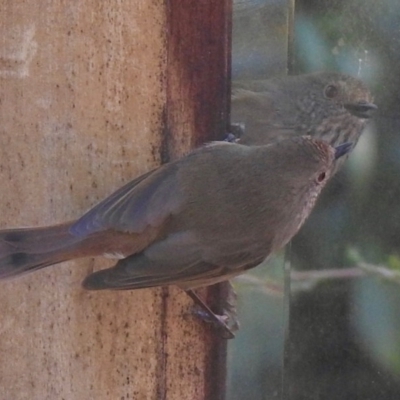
<box><xmin>0</xmin><ymin>1</ymin><xmax>231</xmax><ymax>399</ymax></box>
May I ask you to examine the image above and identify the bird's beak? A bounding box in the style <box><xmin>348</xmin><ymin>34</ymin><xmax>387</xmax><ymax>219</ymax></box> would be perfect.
<box><xmin>334</xmin><ymin>142</ymin><xmax>353</xmax><ymax>160</ymax></box>
<box><xmin>344</xmin><ymin>101</ymin><xmax>378</xmax><ymax>119</ymax></box>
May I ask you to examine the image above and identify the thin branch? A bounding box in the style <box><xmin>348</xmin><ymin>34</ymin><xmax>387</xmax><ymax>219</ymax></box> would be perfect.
<box><xmin>234</xmin><ymin>263</ymin><xmax>400</xmax><ymax>296</ymax></box>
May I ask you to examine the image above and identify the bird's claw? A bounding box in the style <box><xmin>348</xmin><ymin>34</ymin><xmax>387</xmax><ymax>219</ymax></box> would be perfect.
<box><xmin>223</xmin><ymin>132</ymin><xmax>240</xmax><ymax>143</ymax></box>
<box><xmin>224</xmin><ymin>123</ymin><xmax>245</xmax><ymax>142</ymax></box>
<box><xmin>191</xmin><ymin>306</ymin><xmax>236</xmax><ymax>339</ymax></box>
<box><xmin>186</xmin><ymin>288</ymin><xmax>239</xmax><ymax>339</ymax></box>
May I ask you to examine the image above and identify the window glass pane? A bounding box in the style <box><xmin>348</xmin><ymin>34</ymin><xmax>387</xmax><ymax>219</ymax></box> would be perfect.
<box><xmin>229</xmin><ymin>0</ymin><xmax>400</xmax><ymax>399</ymax></box>
<box><xmin>228</xmin><ymin>1</ymin><xmax>291</xmax><ymax>399</ymax></box>
<box><xmin>290</xmin><ymin>1</ymin><xmax>400</xmax><ymax>398</ymax></box>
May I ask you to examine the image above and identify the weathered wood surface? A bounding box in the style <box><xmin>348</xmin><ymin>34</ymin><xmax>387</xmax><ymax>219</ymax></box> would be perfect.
<box><xmin>0</xmin><ymin>1</ymin><xmax>231</xmax><ymax>399</ymax></box>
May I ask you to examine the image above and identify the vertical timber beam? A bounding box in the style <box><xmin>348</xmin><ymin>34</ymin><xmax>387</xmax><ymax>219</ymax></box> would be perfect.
<box><xmin>164</xmin><ymin>2</ymin><xmax>232</xmax><ymax>399</ymax></box>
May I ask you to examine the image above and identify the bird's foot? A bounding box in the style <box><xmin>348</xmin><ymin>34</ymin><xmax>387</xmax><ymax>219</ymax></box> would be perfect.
<box><xmin>223</xmin><ymin>123</ymin><xmax>245</xmax><ymax>142</ymax></box>
<box><xmin>186</xmin><ymin>285</ymin><xmax>239</xmax><ymax>339</ymax></box>
<box><xmin>223</xmin><ymin>132</ymin><xmax>240</xmax><ymax>143</ymax></box>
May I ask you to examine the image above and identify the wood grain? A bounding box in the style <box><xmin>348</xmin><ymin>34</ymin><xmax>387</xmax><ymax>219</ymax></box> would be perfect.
<box><xmin>0</xmin><ymin>1</ymin><xmax>231</xmax><ymax>399</ymax></box>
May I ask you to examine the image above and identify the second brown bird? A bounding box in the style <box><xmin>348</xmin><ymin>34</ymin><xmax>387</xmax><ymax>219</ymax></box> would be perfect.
<box><xmin>231</xmin><ymin>71</ymin><xmax>377</xmax><ymax>171</ymax></box>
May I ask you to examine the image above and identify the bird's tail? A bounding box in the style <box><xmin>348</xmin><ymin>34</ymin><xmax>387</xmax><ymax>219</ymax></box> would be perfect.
<box><xmin>0</xmin><ymin>222</ymin><xmax>105</xmax><ymax>279</ymax></box>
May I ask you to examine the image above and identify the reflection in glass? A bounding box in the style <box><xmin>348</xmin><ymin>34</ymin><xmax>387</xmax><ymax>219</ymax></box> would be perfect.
<box><xmin>228</xmin><ymin>0</ymin><xmax>400</xmax><ymax>399</ymax></box>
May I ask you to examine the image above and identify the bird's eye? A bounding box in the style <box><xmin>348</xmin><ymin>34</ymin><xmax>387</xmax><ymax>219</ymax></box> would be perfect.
<box><xmin>324</xmin><ymin>84</ymin><xmax>339</xmax><ymax>99</ymax></box>
<box><xmin>317</xmin><ymin>172</ymin><xmax>327</xmax><ymax>183</ymax></box>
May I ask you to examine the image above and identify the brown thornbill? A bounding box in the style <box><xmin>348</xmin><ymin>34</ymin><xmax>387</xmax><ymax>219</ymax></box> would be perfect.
<box><xmin>0</xmin><ymin>136</ymin><xmax>351</xmax><ymax>285</ymax></box>
<box><xmin>0</xmin><ymin>137</ymin><xmax>351</xmax><ymax>335</ymax></box>
<box><xmin>231</xmin><ymin>71</ymin><xmax>377</xmax><ymax>171</ymax></box>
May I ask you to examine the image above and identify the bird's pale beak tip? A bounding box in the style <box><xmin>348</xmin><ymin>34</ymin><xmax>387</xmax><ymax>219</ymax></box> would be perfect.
<box><xmin>334</xmin><ymin>142</ymin><xmax>353</xmax><ymax>159</ymax></box>
<box><xmin>344</xmin><ymin>101</ymin><xmax>378</xmax><ymax>118</ymax></box>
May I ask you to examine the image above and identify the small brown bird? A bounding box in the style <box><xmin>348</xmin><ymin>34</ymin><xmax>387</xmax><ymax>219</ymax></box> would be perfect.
<box><xmin>0</xmin><ymin>137</ymin><xmax>351</xmax><ymax>292</ymax></box>
<box><xmin>231</xmin><ymin>72</ymin><xmax>377</xmax><ymax>171</ymax></box>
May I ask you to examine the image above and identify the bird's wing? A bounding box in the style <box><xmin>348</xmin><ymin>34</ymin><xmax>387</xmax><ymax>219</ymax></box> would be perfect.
<box><xmin>81</xmin><ymin>231</ymin><xmax>219</xmax><ymax>289</ymax></box>
<box><xmin>82</xmin><ymin>256</ymin><xmax>222</xmax><ymax>290</ymax></box>
<box><xmin>231</xmin><ymin>88</ymin><xmax>274</xmax><ymax>119</ymax></box>
<box><xmin>232</xmin><ymin>87</ymin><xmax>267</xmax><ymax>103</ymax></box>
<box><xmin>232</xmin><ymin>79</ymin><xmax>272</xmax><ymax>92</ymax></box>
<box><xmin>70</xmin><ymin>163</ymin><xmax>184</xmax><ymax>237</ymax></box>
<box><xmin>82</xmin><ymin>231</ymin><xmax>267</xmax><ymax>290</ymax></box>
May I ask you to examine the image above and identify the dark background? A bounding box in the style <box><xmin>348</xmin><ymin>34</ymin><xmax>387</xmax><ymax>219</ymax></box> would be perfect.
<box><xmin>228</xmin><ymin>0</ymin><xmax>400</xmax><ymax>398</ymax></box>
